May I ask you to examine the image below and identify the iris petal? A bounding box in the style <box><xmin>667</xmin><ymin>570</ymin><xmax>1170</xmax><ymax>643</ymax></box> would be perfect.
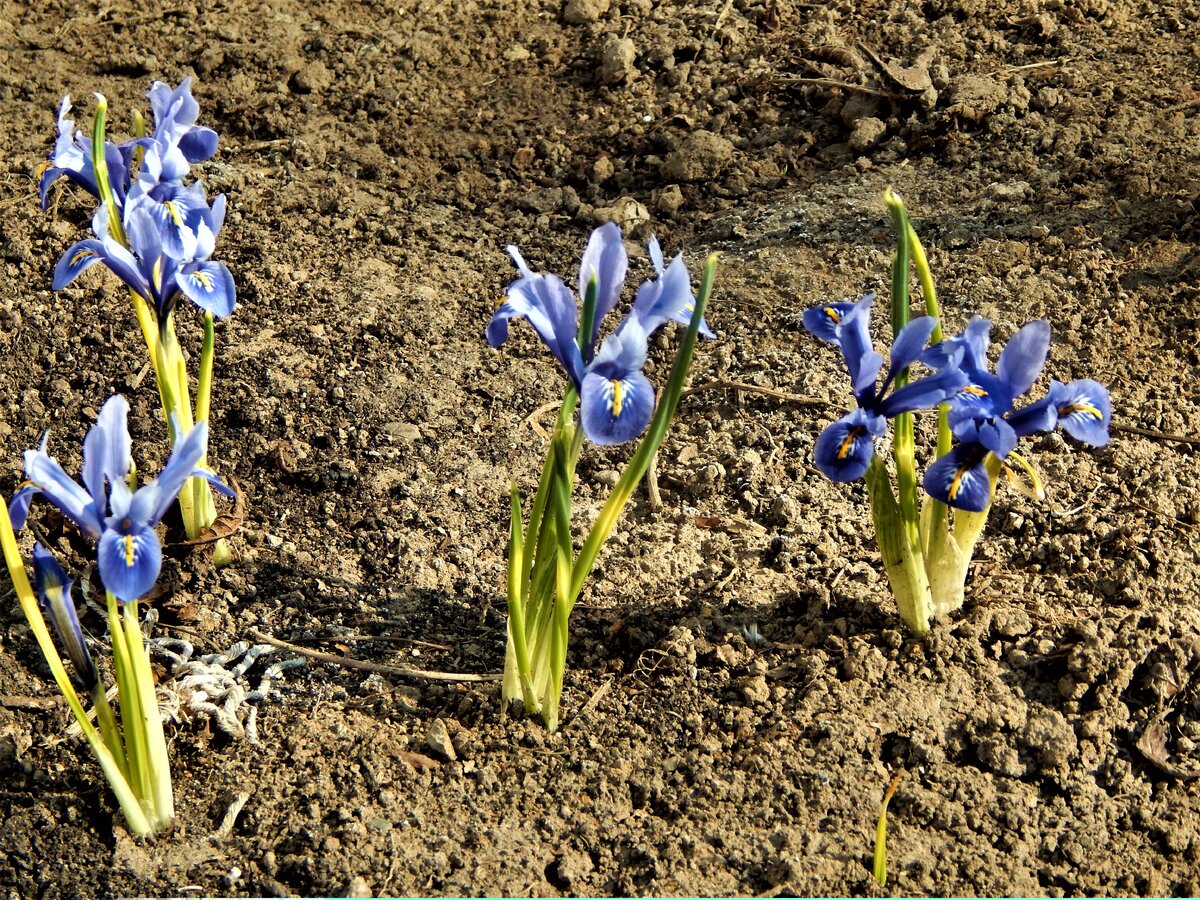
<box><xmin>33</xmin><ymin>543</ymin><xmax>98</xmax><ymax>689</ymax></box>
<box><xmin>176</xmin><ymin>260</ymin><xmax>236</xmax><ymax>317</ymax></box>
<box><xmin>52</xmin><ymin>240</ymin><xmax>106</xmax><ymax>291</ymax></box>
<box><xmin>813</xmin><ymin>410</ymin><xmax>878</xmax><ymax>483</ymax></box>
<box><xmin>1053</xmin><ymin>379</ymin><xmax>1111</xmax><ymax>446</ymax></box>
<box><xmin>578</xmin><ymin>223</ymin><xmax>628</xmax><ymax>349</ymax></box>
<box><xmin>490</xmin><ymin>266</ymin><xmax>584</xmax><ymax>386</ymax></box>
<box><xmin>802</xmin><ymin>301</ymin><xmax>857</xmax><ymax>343</ymax></box>
<box><xmin>97</xmin><ymin>521</ymin><xmax>162</xmax><ymax>603</ymax></box>
<box><xmin>887</xmin><ymin>315</ymin><xmax>938</xmax><ymax>378</ymax></box>
<box><xmin>881</xmin><ymin>366</ymin><xmax>968</xmax><ymax>417</ymax></box>
<box><xmin>23</xmin><ymin>447</ymin><xmax>104</xmax><ymax>537</ymax></box>
<box><xmin>997</xmin><ymin>320</ymin><xmax>1051</xmax><ymax>397</ymax></box>
<box><xmin>923</xmin><ymin>443</ymin><xmax>993</xmax><ymax>512</ymax></box>
<box><xmin>580</xmin><ymin>369</ymin><xmax>654</xmax><ymax>445</ymax></box>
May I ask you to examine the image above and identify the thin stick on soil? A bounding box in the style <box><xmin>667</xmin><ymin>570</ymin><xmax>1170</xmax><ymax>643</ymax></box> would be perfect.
<box><xmin>1111</xmin><ymin>422</ymin><xmax>1200</xmax><ymax>447</ymax></box>
<box><xmin>680</xmin><ymin>379</ymin><xmax>829</xmax><ymax>407</ymax></box>
<box><xmin>247</xmin><ymin>628</ymin><xmax>500</xmax><ymax>682</ymax></box>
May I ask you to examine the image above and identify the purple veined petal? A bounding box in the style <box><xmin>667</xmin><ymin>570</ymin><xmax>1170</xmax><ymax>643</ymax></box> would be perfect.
<box><xmin>140</xmin><ymin>181</ymin><xmax>208</xmax><ymax>260</ymax></box>
<box><xmin>128</xmin><ymin>421</ymin><xmax>211</xmax><ymax>526</ymax></box>
<box><xmin>952</xmin><ymin>415</ymin><xmax>1018</xmax><ymax>459</ymax></box>
<box><xmin>1008</xmin><ymin>391</ymin><xmax>1060</xmax><ymax>438</ymax></box>
<box><xmin>80</xmin><ymin>395</ymin><xmax>132</xmax><ymax>519</ymax></box>
<box><xmin>997</xmin><ymin>320</ymin><xmax>1051</xmax><ymax>398</ymax></box>
<box><xmin>592</xmin><ymin>316</ymin><xmax>649</xmax><ymax>373</ymax></box>
<box><xmin>1053</xmin><ymin>379</ymin><xmax>1111</xmax><ymax>446</ymax></box>
<box><xmin>578</xmin><ymin>223</ymin><xmax>628</xmax><ymax>350</ymax></box>
<box><xmin>176</xmin><ymin>261</ymin><xmax>236</xmax><ymax>317</ymax></box>
<box><xmin>89</xmin><ymin>205</ymin><xmax>153</xmax><ymax>300</ymax></box>
<box><xmin>580</xmin><ymin>368</ymin><xmax>655</xmax><ymax>445</ymax></box>
<box><xmin>178</xmin><ymin>126</ymin><xmax>218</xmax><ymax>164</ymax></box>
<box><xmin>52</xmin><ymin>239</ymin><xmax>107</xmax><ymax>291</ymax></box>
<box><xmin>32</xmin><ymin>543</ymin><xmax>99</xmax><ymax>689</ymax></box>
<box><xmin>947</xmin><ymin>369</ymin><xmax>1015</xmax><ymax>422</ymax></box>
<box><xmin>191</xmin><ymin>464</ymin><xmax>236</xmax><ymax>498</ymax></box>
<box><xmin>103</xmin><ymin>141</ymin><xmax>131</xmax><ymax>205</ymax></box>
<box><xmin>23</xmin><ymin>447</ymin><xmax>104</xmax><ymax>537</ymax></box>
<box><xmin>97</xmin><ymin>520</ymin><xmax>163</xmax><ymax>603</ymax></box>
<box><xmin>923</xmin><ymin>442</ymin><xmax>993</xmax><ymax>512</ymax></box>
<box><xmin>882</xmin><ymin>366</ymin><xmax>970</xmax><ymax>418</ymax></box>
<box><xmin>149</xmin><ymin>78</ymin><xmax>201</xmax><ymax>136</ymax></box>
<box><xmin>38</xmin><ymin>164</ymin><xmax>65</xmax><ymax>210</ymax></box>
<box><xmin>802</xmin><ymin>301</ymin><xmax>858</xmax><ymax>344</ymax></box>
<box><xmin>813</xmin><ymin>408</ymin><xmax>879</xmax><ymax>483</ymax></box>
<box><xmin>884</xmin><ymin>315</ymin><xmax>938</xmax><ymax>386</ymax></box>
<box><xmin>836</xmin><ymin>296</ymin><xmax>879</xmax><ymax>395</ymax></box>
<box><xmin>207</xmin><ymin>194</ymin><xmax>227</xmax><ymax>242</ymax></box>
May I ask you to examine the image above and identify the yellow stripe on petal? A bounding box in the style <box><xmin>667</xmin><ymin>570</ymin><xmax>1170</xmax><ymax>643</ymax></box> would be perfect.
<box><xmin>838</xmin><ymin>426</ymin><xmax>862</xmax><ymax>459</ymax></box>
<box><xmin>164</xmin><ymin>199</ymin><xmax>184</xmax><ymax>226</ymax></box>
<box><xmin>948</xmin><ymin>465</ymin><xmax>967</xmax><ymax>500</ymax></box>
<box><xmin>124</xmin><ymin>534</ymin><xmax>136</xmax><ymax>568</ymax></box>
<box><xmin>191</xmin><ymin>270</ymin><xmax>214</xmax><ymax>290</ymax></box>
<box><xmin>610</xmin><ymin>380</ymin><xmax>624</xmax><ymax>417</ymax></box>
<box><xmin>962</xmin><ymin>385</ymin><xmax>988</xmax><ymax>396</ymax></box>
<box><xmin>823</xmin><ymin>306</ymin><xmax>841</xmax><ymax>324</ymax></box>
<box><xmin>71</xmin><ymin>249</ymin><xmax>98</xmax><ymax>267</ymax></box>
<box><xmin>152</xmin><ymin>257</ymin><xmax>163</xmax><ymax>293</ymax></box>
<box><xmin>1060</xmin><ymin>402</ymin><xmax>1101</xmax><ymax>419</ymax></box>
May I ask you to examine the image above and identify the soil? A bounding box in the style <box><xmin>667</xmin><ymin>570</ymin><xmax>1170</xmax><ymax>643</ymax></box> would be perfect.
<box><xmin>1</xmin><ymin>0</ymin><xmax>1199</xmax><ymax>896</ymax></box>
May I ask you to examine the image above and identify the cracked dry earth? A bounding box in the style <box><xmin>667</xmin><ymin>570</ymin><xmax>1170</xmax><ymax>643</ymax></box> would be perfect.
<box><xmin>1</xmin><ymin>0</ymin><xmax>1199</xmax><ymax>896</ymax></box>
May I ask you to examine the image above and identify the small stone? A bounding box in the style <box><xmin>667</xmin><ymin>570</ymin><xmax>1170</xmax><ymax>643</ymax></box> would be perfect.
<box><xmin>662</xmin><ymin>130</ymin><xmax>735</xmax><ymax>182</ymax></box>
<box><xmin>503</xmin><ymin>45</ymin><xmax>531</xmax><ymax>62</ymax></box>
<box><xmin>848</xmin><ymin>117</ymin><xmax>887</xmax><ymax>151</ymax></box>
<box><xmin>425</xmin><ymin>718</ymin><xmax>457</xmax><ymax>762</ymax></box>
<box><xmin>382</xmin><ymin>422</ymin><xmax>422</xmax><ymax>442</ymax></box>
<box><xmin>987</xmin><ymin>180</ymin><xmax>1032</xmax><ymax>201</ymax></box>
<box><xmin>594</xmin><ymin>469</ymin><xmax>620</xmax><ymax>488</ymax></box>
<box><xmin>598</xmin><ymin>36</ymin><xmax>636</xmax><ymax>85</ymax></box>
<box><xmin>591</xmin><ymin>196</ymin><xmax>650</xmax><ymax>237</ymax></box>
<box><xmin>564</xmin><ymin>0</ymin><xmax>610</xmax><ymax>24</ymax></box>
<box><xmin>343</xmin><ymin>875</ymin><xmax>373</xmax><ymax>898</ymax></box>
<box><xmin>654</xmin><ymin>184</ymin><xmax>684</xmax><ymax>215</ymax></box>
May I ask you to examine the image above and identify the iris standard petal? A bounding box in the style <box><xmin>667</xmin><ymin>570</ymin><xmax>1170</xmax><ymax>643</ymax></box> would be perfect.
<box><xmin>997</xmin><ymin>320</ymin><xmax>1051</xmax><ymax>397</ymax></box>
<box><xmin>923</xmin><ymin>443</ymin><xmax>992</xmax><ymax>512</ymax></box>
<box><xmin>881</xmin><ymin>366</ymin><xmax>969</xmax><ymax>417</ymax></box>
<box><xmin>629</xmin><ymin>252</ymin><xmax>714</xmax><ymax>339</ymax></box>
<box><xmin>81</xmin><ymin>395</ymin><xmax>131</xmax><ymax>517</ymax></box>
<box><xmin>580</xmin><ymin>368</ymin><xmax>655</xmax><ymax>445</ymax></box>
<box><xmin>1053</xmin><ymin>379</ymin><xmax>1111</xmax><ymax>446</ymax></box>
<box><xmin>97</xmin><ymin>520</ymin><xmax>162</xmax><ymax>603</ymax></box>
<box><xmin>177</xmin><ymin>260</ymin><xmax>236</xmax><ymax>317</ymax></box>
<box><xmin>647</xmin><ymin>235</ymin><xmax>665</xmax><ymax>274</ymax></box>
<box><xmin>802</xmin><ymin>301</ymin><xmax>858</xmax><ymax>343</ymax></box>
<box><xmin>885</xmin><ymin>315</ymin><xmax>939</xmax><ymax>384</ymax></box>
<box><xmin>129</xmin><ymin>421</ymin><xmax>211</xmax><ymax>526</ymax></box>
<box><xmin>32</xmin><ymin>543</ymin><xmax>98</xmax><ymax>690</ymax></box>
<box><xmin>813</xmin><ymin>409</ymin><xmax>879</xmax><ymax>483</ymax></box>
<box><xmin>23</xmin><ymin>448</ymin><xmax>105</xmax><ymax>537</ymax></box>
<box><xmin>577</xmin><ymin>223</ymin><xmax>628</xmax><ymax>349</ymax></box>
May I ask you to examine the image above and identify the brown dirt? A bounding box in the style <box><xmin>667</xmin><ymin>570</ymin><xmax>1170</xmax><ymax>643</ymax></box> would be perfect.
<box><xmin>1</xmin><ymin>0</ymin><xmax>1199</xmax><ymax>896</ymax></box>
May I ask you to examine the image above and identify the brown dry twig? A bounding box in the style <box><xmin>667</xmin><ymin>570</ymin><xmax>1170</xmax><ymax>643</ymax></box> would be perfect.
<box><xmin>247</xmin><ymin>628</ymin><xmax>499</xmax><ymax>683</ymax></box>
<box><xmin>680</xmin><ymin>379</ymin><xmax>829</xmax><ymax>407</ymax></box>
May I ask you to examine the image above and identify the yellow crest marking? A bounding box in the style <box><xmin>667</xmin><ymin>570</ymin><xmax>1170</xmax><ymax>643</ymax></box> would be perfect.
<box><xmin>962</xmin><ymin>385</ymin><xmax>988</xmax><ymax>396</ymax></box>
<box><xmin>610</xmin><ymin>380</ymin><xmax>624</xmax><ymax>417</ymax></box>
<box><xmin>124</xmin><ymin>534</ymin><xmax>136</xmax><ymax>567</ymax></box>
<box><xmin>948</xmin><ymin>465</ymin><xmax>967</xmax><ymax>500</ymax></box>
<box><xmin>838</xmin><ymin>426</ymin><xmax>861</xmax><ymax>459</ymax></box>
<box><xmin>163</xmin><ymin>199</ymin><xmax>184</xmax><ymax>226</ymax></box>
<box><xmin>823</xmin><ymin>306</ymin><xmax>841</xmax><ymax>324</ymax></box>
<box><xmin>1060</xmin><ymin>402</ymin><xmax>1101</xmax><ymax>419</ymax></box>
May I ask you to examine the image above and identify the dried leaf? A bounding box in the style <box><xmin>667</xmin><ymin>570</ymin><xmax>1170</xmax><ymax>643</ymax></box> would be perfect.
<box><xmin>1136</xmin><ymin>718</ymin><xmax>1200</xmax><ymax>779</ymax></box>
<box><xmin>395</xmin><ymin>749</ymin><xmax>441</xmax><ymax>770</ymax></box>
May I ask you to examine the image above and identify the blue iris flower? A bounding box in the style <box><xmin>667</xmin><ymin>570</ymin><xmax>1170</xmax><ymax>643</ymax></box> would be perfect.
<box><xmin>10</xmin><ymin>396</ymin><xmax>233</xmax><ymax>603</ymax></box>
<box><xmin>488</xmin><ymin>223</ymin><xmax>714</xmax><ymax>445</ymax></box>
<box><xmin>37</xmin><ymin>96</ymin><xmax>134</xmax><ymax>211</ymax></box>
<box><xmin>922</xmin><ymin>318</ymin><xmax>1112</xmax><ymax>511</ymax></box>
<box><xmin>52</xmin><ymin>192</ymin><xmax>235</xmax><ymax>321</ymax></box>
<box><xmin>38</xmin><ymin>79</ymin><xmax>216</xmax><ymax>213</ymax></box>
<box><xmin>32</xmin><ymin>542</ymin><xmax>99</xmax><ymax>691</ymax></box>
<box><xmin>804</xmin><ymin>294</ymin><xmax>968</xmax><ymax>482</ymax></box>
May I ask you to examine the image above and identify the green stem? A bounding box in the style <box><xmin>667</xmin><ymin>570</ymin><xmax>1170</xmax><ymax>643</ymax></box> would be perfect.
<box><xmin>91</xmin><ymin>95</ymin><xmax>127</xmax><ymax>247</ymax></box>
<box><xmin>866</xmin><ymin>454</ymin><xmax>932</xmax><ymax>635</ymax></box>
<box><xmin>121</xmin><ymin>599</ymin><xmax>174</xmax><ymax>827</ymax></box>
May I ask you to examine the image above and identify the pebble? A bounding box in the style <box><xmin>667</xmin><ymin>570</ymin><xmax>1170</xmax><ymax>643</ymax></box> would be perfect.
<box><xmin>382</xmin><ymin>422</ymin><xmax>422</xmax><ymax>442</ymax></box>
<box><xmin>599</xmin><ymin>36</ymin><xmax>636</xmax><ymax>85</ymax></box>
<box><xmin>425</xmin><ymin>718</ymin><xmax>457</xmax><ymax>761</ymax></box>
<box><xmin>343</xmin><ymin>875</ymin><xmax>373</xmax><ymax>898</ymax></box>
<box><xmin>849</xmin><ymin>117</ymin><xmax>887</xmax><ymax>151</ymax></box>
